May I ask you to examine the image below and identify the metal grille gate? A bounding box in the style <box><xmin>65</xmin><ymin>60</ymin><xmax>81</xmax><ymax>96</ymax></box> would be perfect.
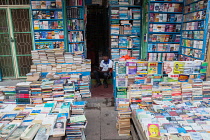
<box><xmin>0</xmin><ymin>6</ymin><xmax>32</xmax><ymax>78</ymax></box>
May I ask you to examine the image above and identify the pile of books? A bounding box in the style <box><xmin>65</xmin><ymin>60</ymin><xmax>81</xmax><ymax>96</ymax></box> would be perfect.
<box><xmin>0</xmin><ymin>74</ymin><xmax>91</xmax><ymax>104</ymax></box>
<box><xmin>31</xmin><ymin>49</ymin><xmax>89</xmax><ymax>64</ymax></box>
<box><xmin>116</xmin><ymin>110</ymin><xmax>132</xmax><ymax>136</ymax></box>
<box><xmin>0</xmin><ymin>101</ymin><xmax>73</xmax><ymax>139</ymax></box>
<box><xmin>52</xmin><ymin>79</ymin><xmax>65</xmax><ymax>102</ymax></box>
<box><xmin>66</xmin><ymin>101</ymin><xmax>87</xmax><ymax>139</ymax></box>
<box><xmin>30</xmin><ymin>63</ymin><xmax>91</xmax><ymax>73</ymax></box>
<box><xmin>64</xmin><ymin>83</ymin><xmax>75</xmax><ymax>102</ymax></box>
<box><xmin>41</xmin><ymin>81</ymin><xmax>54</xmax><ymax>103</ymax></box>
<box><xmin>16</xmin><ymin>82</ymin><xmax>31</xmax><ymax>104</ymax></box>
<box><xmin>126</xmin><ymin>81</ymin><xmax>210</xmax><ymax>104</ymax></box>
<box><xmin>0</xmin><ymin>86</ymin><xmax>16</xmax><ymax>104</ymax></box>
<box><xmin>26</xmin><ymin>72</ymin><xmax>40</xmax><ymax>82</ymax></box>
<box><xmin>30</xmin><ymin>81</ymin><xmax>42</xmax><ymax>104</ymax></box>
<box><xmin>134</xmin><ymin>100</ymin><xmax>210</xmax><ymax>140</ymax></box>
<box><xmin>66</xmin><ymin>115</ymin><xmax>87</xmax><ymax>139</ymax></box>
<box><xmin>71</xmin><ymin>101</ymin><xmax>86</xmax><ymax>115</ymax></box>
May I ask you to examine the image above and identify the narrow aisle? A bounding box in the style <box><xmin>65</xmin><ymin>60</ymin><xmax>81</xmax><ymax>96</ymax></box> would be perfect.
<box><xmin>84</xmin><ymin>85</ymin><xmax>132</xmax><ymax>140</ymax></box>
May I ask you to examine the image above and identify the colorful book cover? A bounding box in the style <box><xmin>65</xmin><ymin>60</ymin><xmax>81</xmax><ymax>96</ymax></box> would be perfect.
<box><xmin>173</xmin><ymin>62</ymin><xmax>185</xmax><ymax>74</ymax></box>
<box><xmin>148</xmin><ymin>124</ymin><xmax>160</xmax><ymax>138</ymax></box>
<box><xmin>148</xmin><ymin>62</ymin><xmax>158</xmax><ymax>74</ymax></box>
<box><xmin>178</xmin><ymin>74</ymin><xmax>189</xmax><ymax>82</ymax></box>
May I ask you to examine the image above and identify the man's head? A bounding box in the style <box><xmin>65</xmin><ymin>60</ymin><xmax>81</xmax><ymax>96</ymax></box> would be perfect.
<box><xmin>102</xmin><ymin>54</ymin><xmax>109</xmax><ymax>61</ymax></box>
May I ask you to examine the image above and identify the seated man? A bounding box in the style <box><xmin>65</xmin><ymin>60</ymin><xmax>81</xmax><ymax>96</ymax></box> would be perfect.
<box><xmin>94</xmin><ymin>54</ymin><xmax>113</xmax><ymax>88</ymax></box>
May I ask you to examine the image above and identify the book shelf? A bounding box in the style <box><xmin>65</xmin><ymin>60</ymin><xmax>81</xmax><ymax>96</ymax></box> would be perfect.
<box><xmin>31</xmin><ymin>0</ymin><xmax>65</xmax><ymax>50</ymax></box>
<box><xmin>109</xmin><ymin>4</ymin><xmax>141</xmax><ymax>60</ymax></box>
<box><xmin>66</xmin><ymin>0</ymin><xmax>86</xmax><ymax>54</ymax></box>
<box><xmin>147</xmin><ymin>0</ymin><xmax>184</xmax><ymax>61</ymax></box>
<box><xmin>180</xmin><ymin>0</ymin><xmax>209</xmax><ymax>60</ymax></box>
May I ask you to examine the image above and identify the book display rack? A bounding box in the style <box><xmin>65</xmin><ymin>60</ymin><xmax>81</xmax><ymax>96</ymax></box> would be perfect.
<box><xmin>109</xmin><ymin>0</ymin><xmax>141</xmax><ymax>59</ymax></box>
<box><xmin>180</xmin><ymin>0</ymin><xmax>209</xmax><ymax>60</ymax></box>
<box><xmin>31</xmin><ymin>0</ymin><xmax>65</xmax><ymax>50</ymax></box>
<box><xmin>147</xmin><ymin>0</ymin><xmax>183</xmax><ymax>61</ymax></box>
<box><xmin>66</xmin><ymin>0</ymin><xmax>86</xmax><ymax>54</ymax></box>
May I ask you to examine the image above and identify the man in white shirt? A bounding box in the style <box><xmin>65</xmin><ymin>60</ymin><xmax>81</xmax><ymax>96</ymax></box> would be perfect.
<box><xmin>94</xmin><ymin>54</ymin><xmax>113</xmax><ymax>88</ymax></box>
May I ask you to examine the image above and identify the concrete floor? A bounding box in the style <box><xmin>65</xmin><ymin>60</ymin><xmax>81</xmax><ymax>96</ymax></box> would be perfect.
<box><xmin>0</xmin><ymin>80</ymin><xmax>132</xmax><ymax>140</ymax></box>
<box><xmin>85</xmin><ymin>97</ymin><xmax>132</xmax><ymax>140</ymax></box>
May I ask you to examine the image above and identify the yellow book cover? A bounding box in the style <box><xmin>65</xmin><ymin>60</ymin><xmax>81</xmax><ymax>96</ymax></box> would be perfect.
<box><xmin>173</xmin><ymin>62</ymin><xmax>185</xmax><ymax>74</ymax></box>
<box><xmin>148</xmin><ymin>62</ymin><xmax>158</xmax><ymax>74</ymax></box>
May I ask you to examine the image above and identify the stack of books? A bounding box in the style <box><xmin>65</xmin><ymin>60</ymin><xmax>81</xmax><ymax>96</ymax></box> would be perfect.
<box><xmin>66</xmin><ymin>115</ymin><xmax>87</xmax><ymax>139</ymax></box>
<box><xmin>16</xmin><ymin>82</ymin><xmax>31</xmax><ymax>104</ymax></box>
<box><xmin>0</xmin><ymin>86</ymin><xmax>16</xmax><ymax>104</ymax></box>
<box><xmin>64</xmin><ymin>83</ymin><xmax>75</xmax><ymax>102</ymax></box>
<box><xmin>116</xmin><ymin>98</ymin><xmax>130</xmax><ymax>111</ymax></box>
<box><xmin>26</xmin><ymin>72</ymin><xmax>40</xmax><ymax>82</ymax></box>
<box><xmin>30</xmin><ymin>81</ymin><xmax>42</xmax><ymax>104</ymax></box>
<box><xmin>202</xmin><ymin>81</ymin><xmax>210</xmax><ymax>100</ymax></box>
<box><xmin>31</xmin><ymin>49</ymin><xmax>87</xmax><ymax>64</ymax></box>
<box><xmin>41</xmin><ymin>81</ymin><xmax>54</xmax><ymax>103</ymax></box>
<box><xmin>52</xmin><ymin>79</ymin><xmax>65</xmax><ymax>102</ymax></box>
<box><xmin>71</xmin><ymin>101</ymin><xmax>86</xmax><ymax>115</ymax></box>
<box><xmin>116</xmin><ymin>110</ymin><xmax>131</xmax><ymax>136</ymax></box>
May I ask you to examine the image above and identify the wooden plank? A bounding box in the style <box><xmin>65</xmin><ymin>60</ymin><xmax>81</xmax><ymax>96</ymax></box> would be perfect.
<box><xmin>130</xmin><ymin>124</ymin><xmax>140</xmax><ymax>140</ymax></box>
<box><xmin>131</xmin><ymin>115</ymin><xmax>148</xmax><ymax>140</ymax></box>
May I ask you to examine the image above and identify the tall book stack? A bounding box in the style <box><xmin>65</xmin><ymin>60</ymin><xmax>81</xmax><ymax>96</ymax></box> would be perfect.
<box><xmin>147</xmin><ymin>0</ymin><xmax>183</xmax><ymax>61</ymax></box>
<box><xmin>15</xmin><ymin>82</ymin><xmax>31</xmax><ymax>104</ymax></box>
<box><xmin>52</xmin><ymin>79</ymin><xmax>65</xmax><ymax>102</ymax></box>
<box><xmin>116</xmin><ymin>110</ymin><xmax>132</xmax><ymax>136</ymax></box>
<box><xmin>30</xmin><ymin>81</ymin><xmax>42</xmax><ymax>104</ymax></box>
<box><xmin>180</xmin><ymin>0</ymin><xmax>208</xmax><ymax>60</ymax></box>
<box><xmin>109</xmin><ymin>0</ymin><xmax>141</xmax><ymax>60</ymax></box>
<box><xmin>66</xmin><ymin>0</ymin><xmax>86</xmax><ymax>54</ymax></box>
<box><xmin>66</xmin><ymin>101</ymin><xmax>87</xmax><ymax>139</ymax></box>
<box><xmin>31</xmin><ymin>0</ymin><xmax>65</xmax><ymax>50</ymax></box>
<box><xmin>41</xmin><ymin>81</ymin><xmax>54</xmax><ymax>103</ymax></box>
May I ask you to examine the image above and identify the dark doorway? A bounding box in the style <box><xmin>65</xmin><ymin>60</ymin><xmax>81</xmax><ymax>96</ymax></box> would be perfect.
<box><xmin>86</xmin><ymin>5</ymin><xmax>109</xmax><ymax>71</ymax></box>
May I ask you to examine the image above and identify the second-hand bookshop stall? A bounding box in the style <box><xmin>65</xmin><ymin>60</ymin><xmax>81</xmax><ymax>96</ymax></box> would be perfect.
<box><xmin>110</xmin><ymin>0</ymin><xmax>210</xmax><ymax>139</ymax></box>
<box><xmin>0</xmin><ymin>0</ymin><xmax>90</xmax><ymax>140</ymax></box>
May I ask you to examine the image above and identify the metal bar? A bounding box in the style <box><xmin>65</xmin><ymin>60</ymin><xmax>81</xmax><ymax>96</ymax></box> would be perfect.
<box><xmin>8</xmin><ymin>8</ymin><xmax>19</xmax><ymax>78</ymax></box>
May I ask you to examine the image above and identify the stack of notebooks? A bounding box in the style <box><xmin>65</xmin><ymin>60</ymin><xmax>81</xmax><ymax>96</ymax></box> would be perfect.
<box><xmin>116</xmin><ymin>110</ymin><xmax>132</xmax><ymax>136</ymax></box>
<box><xmin>15</xmin><ymin>82</ymin><xmax>31</xmax><ymax>104</ymax></box>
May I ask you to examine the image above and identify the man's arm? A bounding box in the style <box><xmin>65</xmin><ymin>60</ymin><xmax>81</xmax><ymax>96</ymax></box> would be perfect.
<box><xmin>100</xmin><ymin>68</ymin><xmax>111</xmax><ymax>73</ymax></box>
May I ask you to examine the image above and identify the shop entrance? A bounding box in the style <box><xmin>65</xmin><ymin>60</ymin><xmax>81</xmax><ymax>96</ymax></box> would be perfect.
<box><xmin>0</xmin><ymin>6</ymin><xmax>32</xmax><ymax>78</ymax></box>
